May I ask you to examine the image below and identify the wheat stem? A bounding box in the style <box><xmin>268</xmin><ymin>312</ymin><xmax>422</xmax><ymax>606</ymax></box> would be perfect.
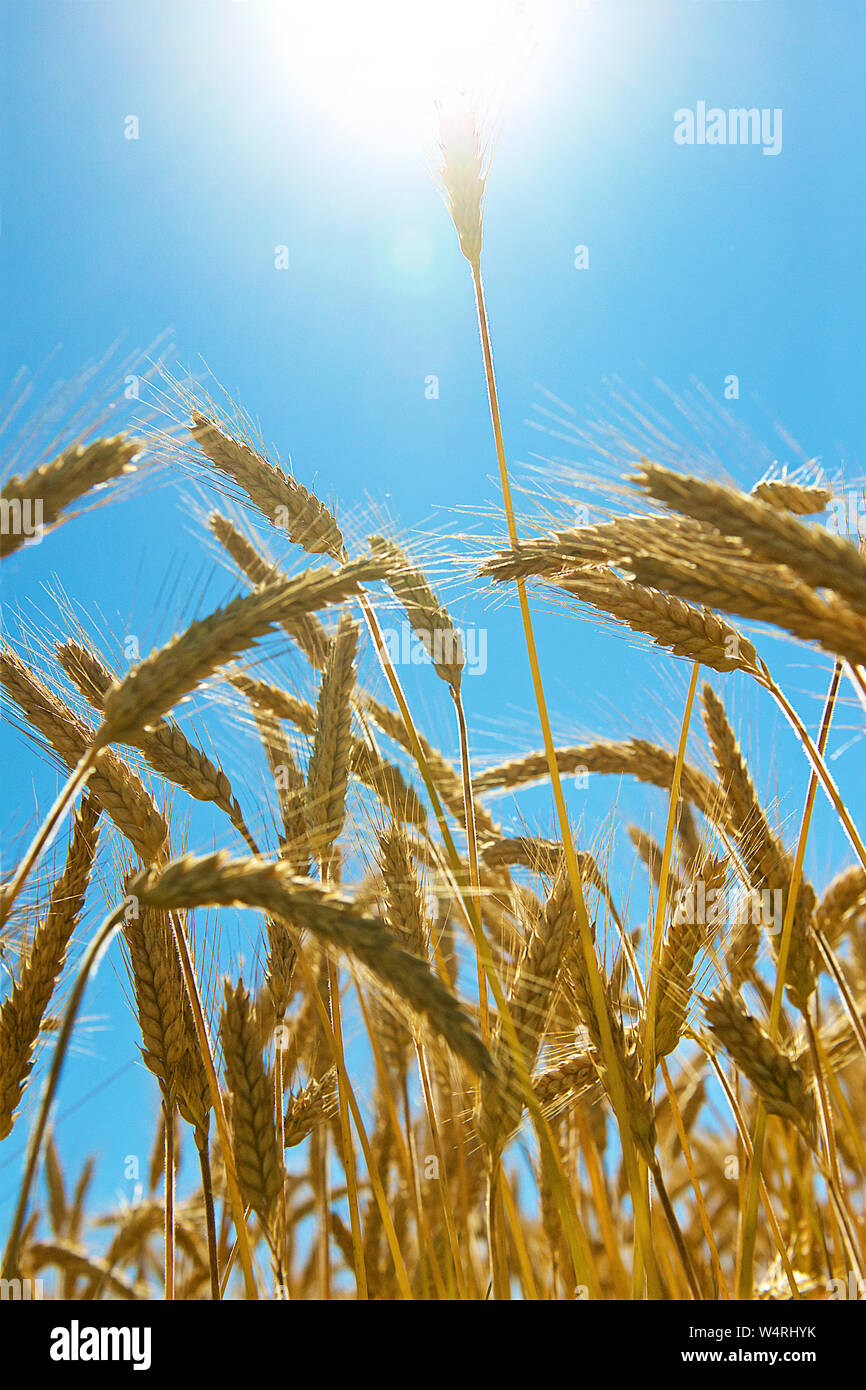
<box><xmin>164</xmin><ymin>1100</ymin><xmax>175</xmax><ymax>1300</ymax></box>
<box><xmin>326</xmin><ymin>952</ymin><xmax>368</xmax><ymax>1298</ymax></box>
<box><xmin>469</xmin><ymin>257</ymin><xmax>662</xmax><ymax>1299</ymax></box>
<box><xmin>737</xmin><ymin>661</ymin><xmax>840</xmax><ymax>1298</ymax></box>
<box><xmin>452</xmin><ymin>685</ymin><xmax>488</xmax><ymax>1041</ymax></box>
<box><xmin>643</xmin><ymin>661</ymin><xmax>700</xmax><ymax>1086</ymax></box>
<box><xmin>0</xmin><ymin>745</ymin><xmax>99</xmax><ymax>934</ymax></box>
<box><xmin>194</xmin><ymin>1127</ymin><xmax>220</xmax><ymax>1300</ymax></box>
<box><xmin>1</xmin><ymin>903</ymin><xmax>127</xmax><ymax>1281</ymax></box>
<box><xmin>287</xmin><ymin>931</ymin><xmax>414</xmax><ymax>1300</ymax></box>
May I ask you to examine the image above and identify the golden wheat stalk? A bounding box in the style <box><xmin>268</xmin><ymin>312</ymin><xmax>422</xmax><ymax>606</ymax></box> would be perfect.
<box><xmin>633</xmin><ymin>463</ymin><xmax>866</xmax><ymax>615</ymax></box>
<box><xmin>0</xmin><ymin>798</ymin><xmax>100</xmax><ymax>1139</ymax></box>
<box><xmin>305</xmin><ymin>614</ymin><xmax>358</xmax><ymax>855</ymax></box>
<box><xmin>219</xmin><ymin>978</ymin><xmax>283</xmax><ymax>1229</ymax></box>
<box><xmin>128</xmin><ymin>853</ymin><xmax>493</xmax><ymax>1079</ymax></box>
<box><xmin>750</xmin><ymin>480</ymin><xmax>832</xmax><ymax>514</ymax></box>
<box><xmin>191</xmin><ymin>413</ymin><xmax>344</xmax><ymax>557</ymax></box>
<box><xmin>56</xmin><ymin>638</ymin><xmax>258</xmax><ymax>853</ymax></box>
<box><xmin>704</xmin><ymin>992</ymin><xmax>816</xmax><ymax>1139</ymax></box>
<box><xmin>0</xmin><ymin>645</ymin><xmax>169</xmax><ymax>863</ymax></box>
<box><xmin>97</xmin><ymin>557</ymin><xmax>385</xmax><ymax>747</ymax></box>
<box><xmin>1</xmin><ymin>436</ymin><xmax>142</xmax><ymax>560</ymax></box>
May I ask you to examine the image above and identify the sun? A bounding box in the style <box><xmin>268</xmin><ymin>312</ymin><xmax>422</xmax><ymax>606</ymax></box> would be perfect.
<box><xmin>267</xmin><ymin>0</ymin><xmax>541</xmax><ymax>153</ymax></box>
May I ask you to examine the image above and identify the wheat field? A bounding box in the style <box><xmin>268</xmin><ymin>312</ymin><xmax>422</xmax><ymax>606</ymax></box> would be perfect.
<box><xmin>1</xmin><ymin>90</ymin><xmax>865</xmax><ymax>1306</ymax></box>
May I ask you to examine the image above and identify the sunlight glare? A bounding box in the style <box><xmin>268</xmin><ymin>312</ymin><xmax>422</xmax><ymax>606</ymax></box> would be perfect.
<box><xmin>269</xmin><ymin>0</ymin><xmax>540</xmax><ymax>153</ymax></box>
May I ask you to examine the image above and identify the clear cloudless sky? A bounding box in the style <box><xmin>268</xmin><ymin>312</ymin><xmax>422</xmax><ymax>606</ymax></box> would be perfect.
<box><xmin>1</xmin><ymin>0</ymin><xmax>864</xmax><ymax>1222</ymax></box>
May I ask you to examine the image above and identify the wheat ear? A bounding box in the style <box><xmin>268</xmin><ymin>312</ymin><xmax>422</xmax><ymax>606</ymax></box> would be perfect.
<box><xmin>191</xmin><ymin>412</ymin><xmax>344</xmax><ymax>557</ymax></box>
<box><xmin>702</xmin><ymin>684</ymin><xmax>816</xmax><ymax>1010</ymax></box>
<box><xmin>479</xmin><ymin>858</ymin><xmax>574</xmax><ymax>1151</ymax></box>
<box><xmin>633</xmin><ymin>463</ymin><xmax>866</xmax><ymax>615</ymax></box>
<box><xmin>209</xmin><ymin>512</ymin><xmax>331</xmax><ymax>668</ymax></box>
<box><xmin>751</xmin><ymin>480</ymin><xmax>832</xmax><ymax>515</ymax></box>
<box><xmin>128</xmin><ymin>853</ymin><xmax>493</xmax><ymax>1079</ymax></box>
<box><xmin>1</xmin><ymin>435</ymin><xmax>141</xmax><ymax>560</ymax></box>
<box><xmin>474</xmin><ymin>737</ymin><xmax>721</xmax><ymax>823</ymax></box>
<box><xmin>56</xmin><ymin>638</ymin><xmax>257</xmax><ymax>852</ymax></box>
<box><xmin>703</xmin><ymin>992</ymin><xmax>816</xmax><ymax>1140</ymax></box>
<box><xmin>369</xmin><ymin>536</ymin><xmax>465</xmax><ymax>691</ymax></box>
<box><xmin>305</xmin><ymin>614</ymin><xmax>358</xmax><ymax>855</ymax></box>
<box><xmin>628</xmin><ymin>548</ymin><xmax>866</xmax><ymax>669</ymax></box>
<box><xmin>0</xmin><ymin>798</ymin><xmax>100</xmax><ymax>1139</ymax></box>
<box><xmin>97</xmin><ymin>556</ymin><xmax>384</xmax><ymax>746</ymax></box>
<box><xmin>557</xmin><ymin>568</ymin><xmax>758</xmax><ymax>674</ymax></box>
<box><xmin>284</xmin><ymin>1070</ymin><xmax>338</xmax><ymax>1148</ymax></box>
<box><xmin>0</xmin><ymin>645</ymin><xmax>168</xmax><ymax>862</ymax></box>
<box><xmin>815</xmin><ymin>866</ymin><xmax>866</xmax><ymax>950</ymax></box>
<box><xmin>654</xmin><ymin>856</ymin><xmax>727</xmax><ymax>1061</ymax></box>
<box><xmin>219</xmin><ymin>978</ymin><xmax>282</xmax><ymax>1227</ymax></box>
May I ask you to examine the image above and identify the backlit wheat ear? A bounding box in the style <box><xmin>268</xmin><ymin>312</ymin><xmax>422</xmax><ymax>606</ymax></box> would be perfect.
<box><xmin>701</xmin><ymin>684</ymin><xmax>789</xmax><ymax>891</ymax></box>
<box><xmin>244</xmin><ymin>697</ymin><xmax>309</xmax><ymax>874</ymax></box>
<box><xmin>703</xmin><ymin>991</ymin><xmax>816</xmax><ymax>1139</ymax></box>
<box><xmin>127</xmin><ymin>853</ymin><xmax>494</xmax><ymax>1079</ymax></box>
<box><xmin>654</xmin><ymin>856</ymin><xmax>728</xmax><ymax>1062</ymax></box>
<box><xmin>123</xmin><ymin>904</ymin><xmax>188</xmax><ymax>1105</ymax></box>
<box><xmin>751</xmin><ymin>480</ymin><xmax>832</xmax><ymax>515</ymax></box>
<box><xmin>23</xmin><ymin>1240</ymin><xmax>148</xmax><ymax>1300</ymax></box>
<box><xmin>474</xmin><ymin>737</ymin><xmax>722</xmax><ymax>825</ymax></box>
<box><xmin>532</xmin><ymin>1053</ymin><xmax>602</xmax><ymax>1112</ymax></box>
<box><xmin>628</xmin><ymin>548</ymin><xmax>866</xmax><ymax>669</ymax></box>
<box><xmin>561</xmin><ymin>920</ymin><xmax>657</xmax><ymax>1165</ymax></box>
<box><xmin>231</xmin><ymin>673</ymin><xmax>427</xmax><ymax>829</ymax></box>
<box><xmin>629</xmin><ymin>824</ymin><xmax>671</xmax><ymax>892</ymax></box>
<box><xmin>815</xmin><ymin>866</ymin><xmax>866</xmax><ymax>950</ymax></box>
<box><xmin>191</xmin><ymin>413</ymin><xmax>344</xmax><ymax>558</ymax></box>
<box><xmin>0</xmin><ymin>435</ymin><xmax>142</xmax><ymax>560</ymax></box>
<box><xmin>265</xmin><ymin>916</ymin><xmax>298</xmax><ymax>1023</ymax></box>
<box><xmin>97</xmin><ymin>557</ymin><xmax>384</xmax><ymax>747</ymax></box>
<box><xmin>556</xmin><ymin>567</ymin><xmax>758</xmax><ymax>674</ymax></box>
<box><xmin>632</xmin><ymin>463</ymin><xmax>866</xmax><ymax>615</ymax></box>
<box><xmin>701</xmin><ymin>684</ymin><xmax>816</xmax><ymax>1011</ymax></box>
<box><xmin>479</xmin><ymin>856</ymin><xmax>575</xmax><ymax>1151</ymax></box>
<box><xmin>219</xmin><ymin>978</ymin><xmax>282</xmax><ymax>1227</ymax></box>
<box><xmin>377</xmin><ymin>827</ymin><xmax>427</xmax><ymax>959</ymax></box>
<box><xmin>0</xmin><ymin>645</ymin><xmax>168</xmax><ymax>863</ymax></box>
<box><xmin>284</xmin><ymin>1070</ymin><xmax>338</xmax><ymax>1148</ymax></box>
<box><xmin>305</xmin><ymin>613</ymin><xmax>358</xmax><ymax>856</ymax></box>
<box><xmin>56</xmin><ymin>639</ymin><xmax>257</xmax><ymax>852</ymax></box>
<box><xmin>123</xmin><ymin>891</ymin><xmax>213</xmax><ymax>1146</ymax></box>
<box><xmin>371</xmin><ymin>827</ymin><xmax>430</xmax><ymax>1074</ymax></box>
<box><xmin>369</xmin><ymin>536</ymin><xmax>465</xmax><ymax>692</ymax></box>
<box><xmin>96</xmin><ymin>1198</ymin><xmax>205</xmax><ymax>1277</ymax></box>
<box><xmin>479</xmin><ymin>515</ymin><xmax>733</xmax><ymax>583</ymax></box>
<box><xmin>437</xmin><ymin>92</ymin><xmax>487</xmax><ymax>269</ymax></box>
<box><xmin>209</xmin><ymin>512</ymin><xmax>331</xmax><ymax>669</ymax></box>
<box><xmin>350</xmin><ymin>744</ymin><xmax>427</xmax><ymax>829</ymax></box>
<box><xmin>0</xmin><ymin>798</ymin><xmax>100</xmax><ymax>1139</ymax></box>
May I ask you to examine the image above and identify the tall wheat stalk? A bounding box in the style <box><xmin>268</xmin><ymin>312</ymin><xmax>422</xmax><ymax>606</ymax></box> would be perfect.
<box><xmin>438</xmin><ymin>96</ymin><xmax>663</xmax><ymax>1296</ymax></box>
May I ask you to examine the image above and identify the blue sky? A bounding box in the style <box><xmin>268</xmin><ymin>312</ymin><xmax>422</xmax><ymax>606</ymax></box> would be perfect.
<box><xmin>1</xmin><ymin>0</ymin><xmax>864</xmax><ymax>1231</ymax></box>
